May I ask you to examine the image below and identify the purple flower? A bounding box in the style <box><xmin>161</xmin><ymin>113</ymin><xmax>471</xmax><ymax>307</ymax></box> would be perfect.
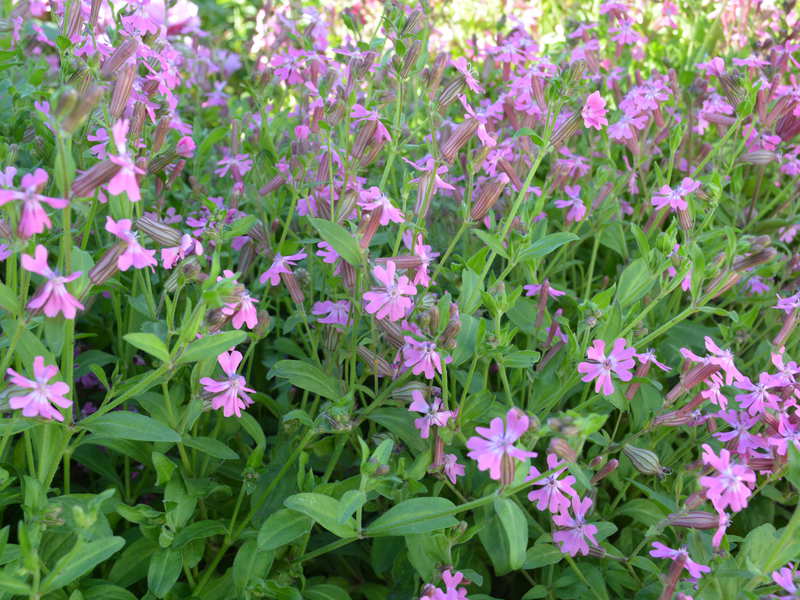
<box><xmin>6</xmin><ymin>356</ymin><xmax>72</xmax><ymax>421</ymax></box>
<box><xmin>22</xmin><ymin>245</ymin><xmax>84</xmax><ymax>319</ymax></box>
<box><xmin>259</xmin><ymin>251</ymin><xmax>307</xmax><ymax>286</ymax></box>
<box><xmin>0</xmin><ymin>168</ymin><xmax>69</xmax><ymax>239</ymax></box>
<box><xmin>577</xmin><ymin>338</ymin><xmax>637</xmax><ymax>396</ymax></box>
<box><xmin>408</xmin><ymin>391</ymin><xmax>455</xmax><ymax>439</ymax></box>
<box><xmin>554</xmin><ymin>184</ymin><xmax>586</xmax><ymax>223</ymax></box>
<box><xmin>311</xmin><ymin>300</ymin><xmax>350</xmax><ymax>326</ymax></box>
<box><xmin>451</xmin><ymin>57</ymin><xmax>484</xmax><ymax>93</ymax></box>
<box><xmin>527</xmin><ymin>453</ymin><xmax>578</xmax><ymax>513</ymax></box>
<box><xmin>402</xmin><ymin>338</ymin><xmax>445</xmax><ymax>380</ymax></box>
<box><xmin>699</xmin><ymin>443</ymin><xmax>755</xmax><ymax>513</ymax></box>
<box><xmin>108</xmin><ymin>120</ymin><xmax>145</xmax><ymax>202</ymax></box>
<box><xmin>581</xmin><ymin>91</ymin><xmax>607</xmax><ymax>130</ymax></box>
<box><xmin>105</xmin><ymin>217</ymin><xmax>157</xmax><ymax>271</ymax></box>
<box><xmin>363</xmin><ymin>261</ymin><xmax>417</xmax><ymax>322</ymax></box>
<box><xmin>552</xmin><ymin>496</ymin><xmax>599</xmax><ymax>556</ymax></box>
<box><xmin>358</xmin><ymin>186</ymin><xmax>404</xmax><ymax>225</ymax></box>
<box><xmin>162</xmin><ymin>234</ymin><xmax>203</xmax><ymax>269</ymax></box>
<box><xmin>199</xmin><ymin>350</ymin><xmax>255</xmax><ymax>418</ymax></box>
<box><xmin>649</xmin><ymin>542</ymin><xmax>710</xmax><ymax>579</ymax></box>
<box><xmin>523</xmin><ymin>280</ymin><xmax>566</xmax><ymax>299</ymax></box>
<box><xmin>713</xmin><ymin>410</ymin><xmax>764</xmax><ymax>455</ymax></box>
<box><xmin>219</xmin><ymin>271</ymin><xmax>258</xmax><ymax>330</ymax></box>
<box><xmin>459</xmin><ymin>96</ymin><xmax>496</xmax><ymax>148</ymax></box>
<box><xmin>466</xmin><ymin>407</ymin><xmax>536</xmax><ymax>481</ymax></box>
<box><xmin>443</xmin><ymin>454</ymin><xmax>465</xmax><ymax>485</ymax></box>
<box><xmin>775</xmin><ymin>292</ymin><xmax>800</xmax><ymax>315</ymax></box>
<box><xmin>771</xmin><ymin>563</ymin><xmax>798</xmax><ymax>599</ymax></box>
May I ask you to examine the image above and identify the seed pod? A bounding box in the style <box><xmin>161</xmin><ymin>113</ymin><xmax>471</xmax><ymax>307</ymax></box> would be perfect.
<box><xmin>438</xmin><ymin>304</ymin><xmax>461</xmax><ymax>349</ymax></box>
<box><xmin>62</xmin><ymin>0</ymin><xmax>83</xmax><ymax>41</ymax></box>
<box><xmin>375</xmin><ymin>255</ymin><xmax>422</xmax><ymax>270</ymax></box>
<box><xmin>61</xmin><ymin>84</ymin><xmax>105</xmax><ymax>134</ymax></box>
<box><xmin>88</xmin><ymin>245</ymin><xmax>124</xmax><ymax>286</ymax></box>
<box><xmin>89</xmin><ymin>0</ymin><xmax>102</xmax><ymax>28</ymax></box>
<box><xmin>55</xmin><ymin>88</ymin><xmax>78</xmax><ymax>121</ymax></box>
<box><xmin>667</xmin><ymin>511</ymin><xmax>720</xmax><ymax>530</ymax></box>
<box><xmin>109</xmin><ymin>64</ymin><xmax>135</xmax><ymax>119</ymax></box>
<box><xmin>401</xmin><ymin>8</ymin><xmax>425</xmax><ymax>36</ymax></box>
<box><xmin>623</xmin><ymin>445</ymin><xmax>670</xmax><ymax>479</ymax></box>
<box><xmin>136</xmin><ymin>216</ymin><xmax>183</xmax><ymax>246</ymax></box>
<box><xmin>100</xmin><ymin>38</ymin><xmax>139</xmax><ymax>79</ymax></box>
<box><xmin>718</xmin><ymin>72</ymin><xmax>745</xmax><ymax>107</ymax></box>
<box><xmin>71</xmin><ymin>160</ymin><xmax>121</xmax><ymax>197</ymax></box>
<box><xmin>470</xmin><ymin>173</ymin><xmax>510</xmax><ymax>221</ymax></box>
<box><xmin>665</xmin><ymin>363</ymin><xmax>720</xmax><ymax>403</ymax></box>
<box><xmin>738</xmin><ymin>150</ymin><xmax>778</xmax><ymax>165</ymax></box>
<box><xmin>401</xmin><ymin>39</ymin><xmax>422</xmax><ymax>77</ymax></box>
<box><xmin>357</xmin><ymin>346</ymin><xmax>395</xmax><ymax>377</ymax></box>
<box><xmin>774</xmin><ymin>309</ymin><xmax>798</xmax><ymax>347</ymax></box>
<box><xmin>500</xmin><ymin>453</ymin><xmax>516</xmax><ymax>487</ymax></box>
<box><xmin>550</xmin><ymin>112</ymin><xmax>582</xmax><ymax>149</ymax></box>
<box><xmin>436</xmin><ymin>76</ymin><xmax>466</xmax><ymax>112</ymax></box>
<box><xmin>427</xmin><ymin>52</ymin><xmax>449</xmax><ymax>98</ymax></box>
<box><xmin>128</xmin><ymin>102</ymin><xmax>147</xmax><ymax>142</ymax></box>
<box><xmin>376</xmin><ymin>317</ymin><xmax>406</xmax><ymax>348</ymax></box>
<box><xmin>259</xmin><ymin>174</ymin><xmax>286</xmax><ymax>195</ymax></box>
<box><xmin>440</xmin><ymin>119</ymin><xmax>478</xmax><ymax>163</ymax></box>
<box><xmin>497</xmin><ymin>158</ymin><xmax>523</xmax><ymax>191</ymax></box>
<box><xmin>351</xmin><ymin>119</ymin><xmax>378</xmax><ymax>161</ymax></box>
<box><xmin>732</xmin><ymin>247</ymin><xmax>777</xmax><ymax>272</ymax></box>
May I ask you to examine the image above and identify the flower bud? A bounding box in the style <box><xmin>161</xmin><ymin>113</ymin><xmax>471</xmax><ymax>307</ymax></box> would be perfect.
<box><xmin>352</xmin><ymin>119</ymin><xmax>378</xmax><ymax>161</ymax></box>
<box><xmin>438</xmin><ymin>304</ymin><xmax>461</xmax><ymax>349</ymax></box>
<box><xmin>549</xmin><ymin>438</ymin><xmax>577</xmax><ymax>463</ymax></box>
<box><xmin>550</xmin><ymin>112</ymin><xmax>582</xmax><ymax>149</ymax></box>
<box><xmin>88</xmin><ymin>245</ymin><xmax>123</xmax><ymax>286</ymax></box>
<box><xmin>732</xmin><ymin>247</ymin><xmax>777</xmax><ymax>272</ymax></box>
<box><xmin>400</xmin><ymin>40</ymin><xmax>422</xmax><ymax>77</ymax></box>
<box><xmin>436</xmin><ymin>76</ymin><xmax>466</xmax><ymax>112</ymax></box>
<box><xmin>774</xmin><ymin>309</ymin><xmax>798</xmax><ymax>347</ymax></box>
<box><xmin>590</xmin><ymin>458</ymin><xmax>618</xmax><ymax>484</ymax></box>
<box><xmin>136</xmin><ymin>216</ymin><xmax>183</xmax><ymax>246</ymax></box>
<box><xmin>401</xmin><ymin>9</ymin><xmax>426</xmax><ymax>36</ymax></box>
<box><xmin>61</xmin><ymin>84</ymin><xmax>105</xmax><ymax>134</ymax></box>
<box><xmin>497</xmin><ymin>158</ymin><xmax>523</xmax><ymax>191</ymax></box>
<box><xmin>376</xmin><ymin>316</ymin><xmax>406</xmax><ymax>347</ymax></box>
<box><xmin>665</xmin><ymin>363</ymin><xmax>720</xmax><ymax>404</ymax></box>
<box><xmin>623</xmin><ymin>445</ymin><xmax>670</xmax><ymax>479</ymax></box>
<box><xmin>427</xmin><ymin>52</ymin><xmax>449</xmax><ymax>98</ymax></box>
<box><xmin>500</xmin><ymin>452</ymin><xmax>516</xmax><ymax>487</ymax></box>
<box><xmin>441</xmin><ymin>119</ymin><xmax>479</xmax><ymax>163</ymax></box>
<box><xmin>738</xmin><ymin>150</ymin><xmax>778</xmax><ymax>165</ymax></box>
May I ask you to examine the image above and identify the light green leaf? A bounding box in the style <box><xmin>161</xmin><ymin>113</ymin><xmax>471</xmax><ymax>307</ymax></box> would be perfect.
<box><xmin>181</xmin><ymin>436</ymin><xmax>239</xmax><ymax>460</ymax></box>
<box><xmin>614</xmin><ymin>258</ymin><xmax>655</xmax><ymax>308</ymax></box>
<box><xmin>0</xmin><ymin>282</ymin><xmax>19</xmax><ymax>315</ymax></box>
<box><xmin>518</xmin><ymin>232</ymin><xmax>579</xmax><ymax>261</ymax></box>
<box><xmin>81</xmin><ymin>413</ymin><xmax>180</xmax><ymax>443</ymax></box>
<box><xmin>172</xmin><ymin>520</ymin><xmax>226</xmax><ymax>548</ymax></box>
<box><xmin>147</xmin><ymin>549</ymin><xmax>181</xmax><ymax>598</ymax></box>
<box><xmin>123</xmin><ymin>333</ymin><xmax>170</xmax><ymax>363</ymax></box>
<box><xmin>365</xmin><ymin>498</ymin><xmax>458</xmax><ymax>537</ymax></box>
<box><xmin>40</xmin><ymin>537</ymin><xmax>125</xmax><ymax>593</ymax></box>
<box><xmin>309</xmin><ymin>217</ymin><xmax>363</xmax><ymax>266</ymax></box>
<box><xmin>304</xmin><ymin>583</ymin><xmax>353</xmax><ymax>600</ymax></box>
<box><xmin>257</xmin><ymin>509</ymin><xmax>313</xmax><ymax>551</ymax></box>
<box><xmin>269</xmin><ymin>360</ymin><xmax>341</xmax><ymax>400</ymax></box>
<box><xmin>284</xmin><ymin>493</ymin><xmax>357</xmax><ymax>539</ymax></box>
<box><xmin>494</xmin><ymin>498</ymin><xmax>528</xmax><ymax>571</ymax></box>
<box><xmin>178</xmin><ymin>330</ymin><xmax>247</xmax><ymax>364</ymax></box>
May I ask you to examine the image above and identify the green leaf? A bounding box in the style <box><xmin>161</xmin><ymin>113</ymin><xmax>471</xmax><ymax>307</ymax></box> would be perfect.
<box><xmin>367</xmin><ymin>408</ymin><xmax>426</xmax><ymax>454</ymax></box>
<box><xmin>172</xmin><ymin>520</ymin><xmax>226</xmax><ymax>548</ymax></box>
<box><xmin>786</xmin><ymin>444</ymin><xmax>800</xmax><ymax>491</ymax></box>
<box><xmin>257</xmin><ymin>508</ymin><xmax>313</xmax><ymax>551</ymax></box>
<box><xmin>82</xmin><ymin>413</ymin><xmax>180</xmax><ymax>443</ymax></box>
<box><xmin>123</xmin><ymin>333</ymin><xmax>170</xmax><ymax>363</ymax></box>
<box><xmin>500</xmin><ymin>350</ymin><xmax>540</xmax><ymax>369</ymax></box>
<box><xmin>0</xmin><ymin>282</ymin><xmax>19</xmax><ymax>315</ymax></box>
<box><xmin>178</xmin><ymin>330</ymin><xmax>247</xmax><ymax>364</ymax></box>
<box><xmin>269</xmin><ymin>360</ymin><xmax>342</xmax><ymax>400</ymax></box>
<box><xmin>284</xmin><ymin>493</ymin><xmax>358</xmax><ymax>539</ymax></box>
<box><xmin>494</xmin><ymin>498</ymin><xmax>528</xmax><ymax>571</ymax></box>
<box><xmin>338</xmin><ymin>490</ymin><xmax>367</xmax><ymax>524</ymax></box>
<box><xmin>233</xmin><ymin>539</ymin><xmax>274</xmax><ymax>594</ymax></box>
<box><xmin>82</xmin><ymin>584</ymin><xmax>137</xmax><ymax>600</ymax></box>
<box><xmin>614</xmin><ymin>258</ymin><xmax>655</xmax><ymax>308</ymax></box>
<box><xmin>518</xmin><ymin>232</ymin><xmax>579</xmax><ymax>261</ymax></box>
<box><xmin>365</xmin><ymin>497</ymin><xmax>458</xmax><ymax>537</ymax></box>
<box><xmin>304</xmin><ymin>584</ymin><xmax>353</xmax><ymax>600</ymax></box>
<box><xmin>458</xmin><ymin>268</ymin><xmax>484</xmax><ymax>315</ymax></box>
<box><xmin>523</xmin><ymin>541</ymin><xmax>563</xmax><ymax>569</ymax></box>
<box><xmin>308</xmin><ymin>217</ymin><xmax>363</xmax><ymax>266</ymax></box>
<box><xmin>0</xmin><ymin>571</ymin><xmax>33</xmax><ymax>594</ymax></box>
<box><xmin>151</xmin><ymin>452</ymin><xmax>177</xmax><ymax>486</ymax></box>
<box><xmin>473</xmin><ymin>229</ymin><xmax>508</xmax><ymax>259</ymax></box>
<box><xmin>147</xmin><ymin>549</ymin><xmax>181</xmax><ymax>599</ymax></box>
<box><xmin>181</xmin><ymin>436</ymin><xmax>239</xmax><ymax>460</ymax></box>
<box><xmin>40</xmin><ymin>537</ymin><xmax>125</xmax><ymax>593</ymax></box>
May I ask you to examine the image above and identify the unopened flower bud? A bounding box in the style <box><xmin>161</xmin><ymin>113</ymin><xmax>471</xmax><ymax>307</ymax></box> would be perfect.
<box><xmin>774</xmin><ymin>309</ymin><xmax>798</xmax><ymax>347</ymax></box>
<box><xmin>732</xmin><ymin>247</ymin><xmax>777</xmax><ymax>272</ymax></box>
<box><xmin>590</xmin><ymin>458</ymin><xmax>618</xmax><ymax>484</ymax></box>
<box><xmin>549</xmin><ymin>438</ymin><xmax>577</xmax><ymax>463</ymax></box>
<box><xmin>665</xmin><ymin>363</ymin><xmax>720</xmax><ymax>404</ymax></box>
<box><xmin>427</xmin><ymin>53</ymin><xmax>449</xmax><ymax>98</ymax></box>
<box><xmin>282</xmin><ymin>271</ymin><xmax>305</xmax><ymax>305</ymax></box>
<box><xmin>500</xmin><ymin>452</ymin><xmax>516</xmax><ymax>487</ymax></box>
<box><xmin>55</xmin><ymin>88</ymin><xmax>78</xmax><ymax>120</ymax></box>
<box><xmin>438</xmin><ymin>304</ymin><xmax>461</xmax><ymax>349</ymax></box>
<box><xmin>623</xmin><ymin>445</ymin><xmax>670</xmax><ymax>479</ymax></box>
<box><xmin>175</xmin><ymin>136</ymin><xmax>196</xmax><ymax>158</ymax></box>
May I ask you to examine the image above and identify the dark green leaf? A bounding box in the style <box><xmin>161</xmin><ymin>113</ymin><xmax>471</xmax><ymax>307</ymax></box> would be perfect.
<box><xmin>284</xmin><ymin>494</ymin><xmax>357</xmax><ymax>539</ymax></box>
<box><xmin>40</xmin><ymin>537</ymin><xmax>125</xmax><ymax>593</ymax></box>
<box><xmin>123</xmin><ymin>333</ymin><xmax>170</xmax><ymax>363</ymax></box>
<box><xmin>172</xmin><ymin>520</ymin><xmax>226</xmax><ymax>548</ymax></box>
<box><xmin>147</xmin><ymin>549</ymin><xmax>181</xmax><ymax>598</ymax></box>
<box><xmin>365</xmin><ymin>498</ymin><xmax>458</xmax><ymax>537</ymax></box>
<box><xmin>257</xmin><ymin>509</ymin><xmax>313</xmax><ymax>551</ymax></box>
<box><xmin>181</xmin><ymin>436</ymin><xmax>239</xmax><ymax>460</ymax></box>
<box><xmin>81</xmin><ymin>413</ymin><xmax>180</xmax><ymax>443</ymax></box>
<box><xmin>178</xmin><ymin>330</ymin><xmax>247</xmax><ymax>364</ymax></box>
<box><xmin>308</xmin><ymin>218</ymin><xmax>363</xmax><ymax>266</ymax></box>
<box><xmin>269</xmin><ymin>360</ymin><xmax>341</xmax><ymax>400</ymax></box>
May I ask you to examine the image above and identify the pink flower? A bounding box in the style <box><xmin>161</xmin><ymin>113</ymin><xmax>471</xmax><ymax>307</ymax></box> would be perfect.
<box><xmin>6</xmin><ymin>356</ymin><xmax>72</xmax><ymax>421</ymax></box>
<box><xmin>404</xmin><ymin>232</ymin><xmax>440</xmax><ymax>288</ymax></box>
<box><xmin>199</xmin><ymin>350</ymin><xmax>255</xmax><ymax>418</ymax></box>
<box><xmin>735</xmin><ymin>372</ymin><xmax>783</xmax><ymax>415</ymax></box>
<box><xmin>214</xmin><ymin>153</ymin><xmax>253</xmax><ymax>179</ymax></box>
<box><xmin>107</xmin><ymin>120</ymin><xmax>145</xmax><ymax>202</ymax></box>
<box><xmin>87</xmin><ymin>128</ymin><xmax>109</xmax><ymax>159</ymax></box>
<box><xmin>466</xmin><ymin>407</ymin><xmax>536</xmax><ymax>481</ymax></box>
<box><xmin>771</xmin><ymin>564</ymin><xmax>798</xmax><ymax>598</ymax></box>
<box><xmin>649</xmin><ymin>542</ymin><xmax>710</xmax><ymax>579</ymax></box>
<box><xmin>651</xmin><ymin>177</ymin><xmax>700</xmax><ymax>212</ymax></box>
<box><xmin>363</xmin><ymin>261</ymin><xmax>417</xmax><ymax>322</ymax></box>
<box><xmin>577</xmin><ymin>338</ymin><xmax>637</xmax><ymax>396</ymax></box>
<box><xmin>219</xmin><ymin>270</ymin><xmax>258</xmax><ymax>330</ymax></box>
<box><xmin>311</xmin><ymin>300</ymin><xmax>350</xmax><ymax>326</ymax></box>
<box><xmin>552</xmin><ymin>496</ymin><xmax>599</xmax><ymax>556</ymax></box>
<box><xmin>681</xmin><ymin>336</ymin><xmax>745</xmax><ymax>385</ymax></box>
<box><xmin>451</xmin><ymin>57</ymin><xmax>484</xmax><ymax>93</ymax></box>
<box><xmin>105</xmin><ymin>216</ymin><xmax>157</xmax><ymax>271</ymax></box>
<box><xmin>358</xmin><ymin>187</ymin><xmax>404</xmax><ymax>225</ymax></box>
<box><xmin>402</xmin><ymin>338</ymin><xmax>446</xmax><ymax>379</ymax></box>
<box><xmin>635</xmin><ymin>349</ymin><xmax>671</xmax><ymax>371</ymax></box>
<box><xmin>523</xmin><ymin>280</ymin><xmax>566</xmax><ymax>299</ymax></box>
<box><xmin>422</xmin><ymin>569</ymin><xmax>470</xmax><ymax>600</ymax></box>
<box><xmin>350</xmin><ymin>104</ymin><xmax>391</xmax><ymax>143</ymax></box>
<box><xmin>699</xmin><ymin>443</ymin><xmax>755</xmax><ymax>513</ymax></box>
<box><xmin>409</xmin><ymin>391</ymin><xmax>455</xmax><ymax>439</ymax></box>
<box><xmin>175</xmin><ymin>136</ymin><xmax>196</xmax><ymax>158</ymax></box>
<box><xmin>259</xmin><ymin>251</ymin><xmax>307</xmax><ymax>286</ymax></box>
<box><xmin>459</xmin><ymin>96</ymin><xmax>496</xmax><ymax>147</ymax></box>
<box><xmin>527</xmin><ymin>453</ymin><xmax>578</xmax><ymax>513</ymax></box>
<box><xmin>0</xmin><ymin>169</ymin><xmax>69</xmax><ymax>239</ymax></box>
<box><xmin>768</xmin><ymin>414</ymin><xmax>800</xmax><ymax>457</ymax></box>
<box><xmin>554</xmin><ymin>184</ymin><xmax>586</xmax><ymax>223</ymax></box>
<box><xmin>443</xmin><ymin>454</ymin><xmax>465</xmax><ymax>485</ymax></box>
<box><xmin>713</xmin><ymin>410</ymin><xmax>764</xmax><ymax>455</ymax></box>
<box><xmin>581</xmin><ymin>91</ymin><xmax>608</xmax><ymax>130</ymax></box>
<box><xmin>775</xmin><ymin>292</ymin><xmax>800</xmax><ymax>315</ymax></box>
<box><xmin>608</xmin><ymin>111</ymin><xmax>647</xmax><ymax>141</ymax></box>
<box><xmin>22</xmin><ymin>245</ymin><xmax>84</xmax><ymax>319</ymax></box>
<box><xmin>162</xmin><ymin>234</ymin><xmax>203</xmax><ymax>269</ymax></box>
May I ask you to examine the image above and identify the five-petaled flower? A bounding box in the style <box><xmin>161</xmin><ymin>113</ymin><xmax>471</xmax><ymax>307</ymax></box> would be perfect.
<box><xmin>105</xmin><ymin>216</ymin><xmax>158</xmax><ymax>271</ymax></box>
<box><xmin>577</xmin><ymin>338</ymin><xmax>637</xmax><ymax>396</ymax></box>
<box><xmin>408</xmin><ymin>390</ymin><xmax>456</xmax><ymax>439</ymax></box>
<box><xmin>527</xmin><ymin>453</ymin><xmax>579</xmax><ymax>513</ymax></box>
<box><xmin>582</xmin><ymin>91</ymin><xmax>608</xmax><ymax>130</ymax></box>
<box><xmin>22</xmin><ymin>245</ymin><xmax>84</xmax><ymax>319</ymax></box>
<box><xmin>699</xmin><ymin>443</ymin><xmax>755</xmax><ymax>513</ymax></box>
<box><xmin>108</xmin><ymin>120</ymin><xmax>145</xmax><ymax>202</ymax></box>
<box><xmin>552</xmin><ymin>496</ymin><xmax>599</xmax><ymax>556</ymax></box>
<box><xmin>466</xmin><ymin>407</ymin><xmax>536</xmax><ymax>481</ymax></box>
<box><xmin>363</xmin><ymin>260</ymin><xmax>417</xmax><ymax>322</ymax></box>
<box><xmin>0</xmin><ymin>168</ymin><xmax>69</xmax><ymax>239</ymax></box>
<box><xmin>259</xmin><ymin>251</ymin><xmax>307</xmax><ymax>286</ymax></box>
<box><xmin>649</xmin><ymin>542</ymin><xmax>711</xmax><ymax>579</ymax></box>
<box><xmin>200</xmin><ymin>350</ymin><xmax>255</xmax><ymax>418</ymax></box>
<box><xmin>6</xmin><ymin>356</ymin><xmax>72</xmax><ymax>421</ymax></box>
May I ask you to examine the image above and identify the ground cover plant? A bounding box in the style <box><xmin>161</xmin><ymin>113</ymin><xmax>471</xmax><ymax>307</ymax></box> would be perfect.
<box><xmin>0</xmin><ymin>0</ymin><xmax>799</xmax><ymax>598</ymax></box>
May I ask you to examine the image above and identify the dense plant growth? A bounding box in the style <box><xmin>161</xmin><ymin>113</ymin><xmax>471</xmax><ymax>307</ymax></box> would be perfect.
<box><xmin>0</xmin><ymin>0</ymin><xmax>800</xmax><ymax>598</ymax></box>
